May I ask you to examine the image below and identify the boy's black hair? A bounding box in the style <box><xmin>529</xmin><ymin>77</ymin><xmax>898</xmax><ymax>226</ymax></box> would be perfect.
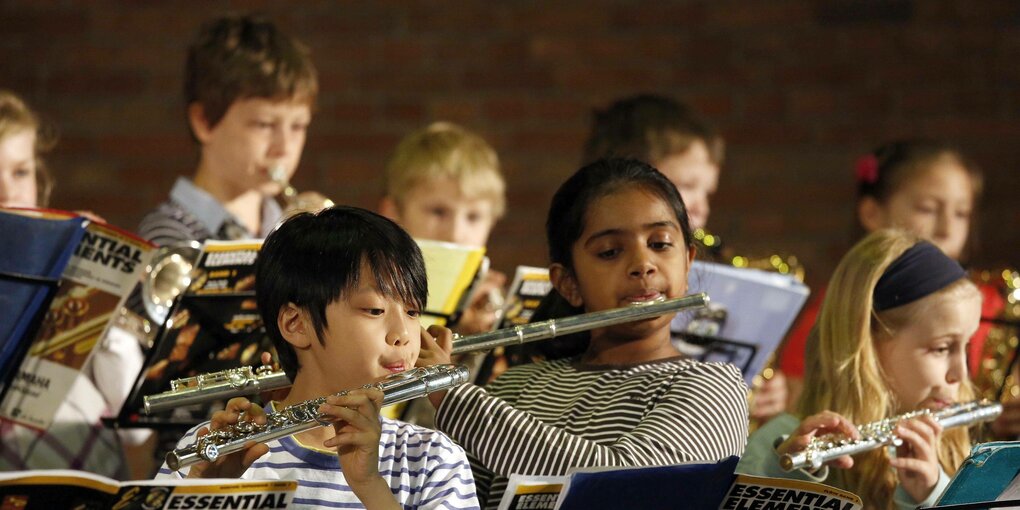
<box><xmin>547</xmin><ymin>157</ymin><xmax>694</xmax><ymax>270</ymax></box>
<box><xmin>255</xmin><ymin>206</ymin><xmax>427</xmax><ymax>381</ymax></box>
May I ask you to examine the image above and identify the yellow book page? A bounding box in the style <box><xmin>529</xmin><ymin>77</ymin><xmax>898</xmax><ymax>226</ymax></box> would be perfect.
<box><xmin>416</xmin><ymin>239</ymin><xmax>486</xmax><ymax>318</ymax></box>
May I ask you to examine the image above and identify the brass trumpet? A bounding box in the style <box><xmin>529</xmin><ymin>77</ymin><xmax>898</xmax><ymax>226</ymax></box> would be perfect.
<box><xmin>269</xmin><ymin>164</ymin><xmax>334</xmax><ymax>214</ymax></box>
<box><xmin>144</xmin><ymin>293</ymin><xmax>709</xmax><ymax>414</ymax></box>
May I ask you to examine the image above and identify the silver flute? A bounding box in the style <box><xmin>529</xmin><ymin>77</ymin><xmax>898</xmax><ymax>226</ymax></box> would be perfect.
<box><xmin>145</xmin><ymin>293</ymin><xmax>708</xmax><ymax>413</ymax></box>
<box><xmin>780</xmin><ymin>399</ymin><xmax>1003</xmax><ymax>471</ymax></box>
<box><xmin>144</xmin><ymin>365</ymin><xmax>290</xmax><ymax>414</ymax></box>
<box><xmin>166</xmin><ymin>364</ymin><xmax>470</xmax><ymax>471</ymax></box>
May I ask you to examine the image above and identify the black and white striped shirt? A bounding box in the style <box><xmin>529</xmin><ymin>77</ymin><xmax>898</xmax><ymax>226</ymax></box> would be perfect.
<box><xmin>435</xmin><ymin>356</ymin><xmax>749</xmax><ymax>508</ymax></box>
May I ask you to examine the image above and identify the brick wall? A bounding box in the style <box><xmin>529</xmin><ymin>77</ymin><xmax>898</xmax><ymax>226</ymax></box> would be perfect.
<box><xmin>3</xmin><ymin>0</ymin><xmax>1019</xmax><ymax>293</ymax></box>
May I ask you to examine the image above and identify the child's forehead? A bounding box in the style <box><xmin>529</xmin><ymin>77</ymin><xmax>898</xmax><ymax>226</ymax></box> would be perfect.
<box><xmin>404</xmin><ymin>176</ymin><xmax>498</xmax><ymax>206</ymax></box>
<box><xmin>580</xmin><ymin>189</ymin><xmax>679</xmax><ymax>236</ymax></box>
<box><xmin>230</xmin><ymin>96</ymin><xmax>312</xmax><ymax>115</ymax></box>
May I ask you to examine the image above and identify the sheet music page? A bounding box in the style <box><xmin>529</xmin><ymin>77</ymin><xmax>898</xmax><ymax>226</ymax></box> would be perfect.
<box><xmin>996</xmin><ymin>471</ymin><xmax>1020</xmax><ymax>505</ymax></box>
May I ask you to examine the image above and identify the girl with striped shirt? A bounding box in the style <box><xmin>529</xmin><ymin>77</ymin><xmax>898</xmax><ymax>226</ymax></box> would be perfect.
<box><xmin>418</xmin><ymin>158</ymin><xmax>749</xmax><ymax>508</ymax></box>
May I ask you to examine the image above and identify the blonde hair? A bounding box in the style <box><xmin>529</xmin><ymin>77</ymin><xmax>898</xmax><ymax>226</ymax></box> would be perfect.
<box><xmin>799</xmin><ymin>229</ymin><xmax>978</xmax><ymax>509</ymax></box>
<box><xmin>384</xmin><ymin>122</ymin><xmax>506</xmax><ymax>218</ymax></box>
<box><xmin>0</xmin><ymin>90</ymin><xmax>53</xmax><ymax>206</ymax></box>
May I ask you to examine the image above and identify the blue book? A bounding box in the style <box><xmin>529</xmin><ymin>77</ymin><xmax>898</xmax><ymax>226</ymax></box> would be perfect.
<box><xmin>932</xmin><ymin>441</ymin><xmax>1020</xmax><ymax>509</ymax></box>
<box><xmin>555</xmin><ymin>457</ymin><xmax>739</xmax><ymax>510</ymax></box>
<box><xmin>0</xmin><ymin>210</ymin><xmax>86</xmax><ymax>386</ymax></box>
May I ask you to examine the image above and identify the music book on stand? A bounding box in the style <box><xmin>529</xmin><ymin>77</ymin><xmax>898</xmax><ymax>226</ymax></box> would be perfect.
<box><xmin>671</xmin><ymin>260</ymin><xmax>810</xmax><ymax>386</ymax></box>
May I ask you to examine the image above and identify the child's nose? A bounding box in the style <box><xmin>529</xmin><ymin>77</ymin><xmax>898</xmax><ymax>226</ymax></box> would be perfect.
<box><xmin>946</xmin><ymin>350</ymin><xmax>967</xmax><ymax>384</ymax></box>
<box><xmin>385</xmin><ymin>310</ymin><xmax>411</xmax><ymax>346</ymax></box>
<box><xmin>628</xmin><ymin>250</ymin><xmax>656</xmax><ymax>278</ymax></box>
<box><xmin>268</xmin><ymin>126</ymin><xmax>292</xmax><ymax>156</ymax></box>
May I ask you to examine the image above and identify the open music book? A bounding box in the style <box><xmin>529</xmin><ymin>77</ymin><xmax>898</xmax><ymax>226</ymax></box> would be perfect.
<box><xmin>0</xmin><ymin>470</ymin><xmax>296</xmax><ymax>510</ymax></box>
<box><xmin>671</xmin><ymin>260</ymin><xmax>810</xmax><ymax>386</ymax></box>
<box><xmin>118</xmin><ymin>240</ymin><xmax>272</xmax><ymax>428</ymax></box>
<box><xmin>0</xmin><ymin>208</ymin><xmax>155</xmax><ymax>430</ymax></box>
<box><xmin>932</xmin><ymin>440</ymin><xmax>1020</xmax><ymax>509</ymax></box>
<box><xmin>415</xmin><ymin>238</ymin><xmax>487</xmax><ymax>328</ymax></box>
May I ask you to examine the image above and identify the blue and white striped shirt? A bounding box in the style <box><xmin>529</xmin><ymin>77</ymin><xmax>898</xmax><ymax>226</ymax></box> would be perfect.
<box><xmin>157</xmin><ymin>417</ymin><xmax>479</xmax><ymax>509</ymax></box>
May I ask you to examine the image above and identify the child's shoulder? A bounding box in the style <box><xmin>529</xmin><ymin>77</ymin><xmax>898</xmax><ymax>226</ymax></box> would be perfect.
<box><xmin>647</xmin><ymin>357</ymin><xmax>747</xmax><ymax>388</ymax></box>
<box><xmin>381</xmin><ymin>417</ymin><xmax>466</xmax><ymax>457</ymax></box>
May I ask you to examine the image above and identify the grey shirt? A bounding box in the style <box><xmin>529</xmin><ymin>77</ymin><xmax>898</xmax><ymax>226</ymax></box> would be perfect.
<box><xmin>138</xmin><ymin>177</ymin><xmax>282</xmax><ymax>246</ymax></box>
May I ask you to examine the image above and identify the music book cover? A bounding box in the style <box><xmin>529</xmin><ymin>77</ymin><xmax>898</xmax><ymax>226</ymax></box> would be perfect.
<box><xmin>0</xmin><ymin>470</ymin><xmax>296</xmax><ymax>510</ymax></box>
<box><xmin>498</xmin><ymin>457</ymin><xmax>741</xmax><ymax>510</ymax></box>
<box><xmin>496</xmin><ymin>266</ymin><xmax>552</xmax><ymax>330</ymax></box>
<box><xmin>0</xmin><ymin>217</ymin><xmax>155</xmax><ymax>430</ymax></box>
<box><xmin>933</xmin><ymin>440</ymin><xmax>1020</xmax><ymax>509</ymax></box>
<box><xmin>121</xmin><ymin>240</ymin><xmax>273</xmax><ymax>427</ymax></box>
<box><xmin>0</xmin><ymin>208</ymin><xmax>87</xmax><ymax>391</ymax></box>
<box><xmin>717</xmin><ymin>474</ymin><xmax>862</xmax><ymax>510</ymax></box>
<box><xmin>671</xmin><ymin>260</ymin><xmax>811</xmax><ymax>385</ymax></box>
<box><xmin>415</xmin><ymin>238</ymin><xmax>486</xmax><ymax>328</ymax></box>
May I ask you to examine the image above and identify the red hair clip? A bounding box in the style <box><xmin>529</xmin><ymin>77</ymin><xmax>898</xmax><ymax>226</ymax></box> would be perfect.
<box><xmin>855</xmin><ymin>154</ymin><xmax>879</xmax><ymax>184</ymax></box>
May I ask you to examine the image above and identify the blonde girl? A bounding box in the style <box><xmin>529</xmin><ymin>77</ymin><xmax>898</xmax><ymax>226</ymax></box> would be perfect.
<box><xmin>0</xmin><ymin>90</ymin><xmax>53</xmax><ymax>208</ymax></box>
<box><xmin>740</xmin><ymin>229</ymin><xmax>981</xmax><ymax>509</ymax></box>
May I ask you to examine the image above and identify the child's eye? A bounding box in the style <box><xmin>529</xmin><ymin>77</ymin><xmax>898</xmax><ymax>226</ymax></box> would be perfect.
<box><xmin>365</xmin><ymin>308</ymin><xmax>385</xmax><ymax>316</ymax></box>
<box><xmin>13</xmin><ymin>167</ymin><xmax>32</xmax><ymax>178</ymax></box>
<box><xmin>650</xmin><ymin>241</ymin><xmax>674</xmax><ymax>250</ymax></box>
<box><xmin>427</xmin><ymin>207</ymin><xmax>449</xmax><ymax>218</ymax></box>
<box><xmin>597</xmin><ymin>248</ymin><xmax>620</xmax><ymax>259</ymax></box>
<box><xmin>406</xmin><ymin>309</ymin><xmax>421</xmax><ymax>319</ymax></box>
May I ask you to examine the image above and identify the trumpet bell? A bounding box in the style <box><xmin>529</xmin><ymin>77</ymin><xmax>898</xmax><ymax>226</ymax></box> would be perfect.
<box><xmin>142</xmin><ymin>242</ymin><xmax>201</xmax><ymax>324</ymax></box>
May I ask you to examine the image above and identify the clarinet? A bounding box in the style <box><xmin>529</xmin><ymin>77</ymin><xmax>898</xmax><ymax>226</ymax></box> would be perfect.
<box><xmin>780</xmin><ymin>399</ymin><xmax>1003</xmax><ymax>471</ymax></box>
<box><xmin>166</xmin><ymin>364</ymin><xmax>469</xmax><ymax>471</ymax></box>
<box><xmin>144</xmin><ymin>293</ymin><xmax>708</xmax><ymax>414</ymax></box>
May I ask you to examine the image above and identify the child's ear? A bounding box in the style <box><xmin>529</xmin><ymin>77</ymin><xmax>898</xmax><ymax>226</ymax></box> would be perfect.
<box><xmin>277</xmin><ymin>303</ymin><xmax>313</xmax><ymax>350</ymax></box>
<box><xmin>550</xmin><ymin>263</ymin><xmax>583</xmax><ymax>308</ymax></box>
<box><xmin>187</xmin><ymin>103</ymin><xmax>214</xmax><ymax>144</ymax></box>
<box><xmin>857</xmin><ymin>197</ymin><xmax>887</xmax><ymax>232</ymax></box>
<box><xmin>378</xmin><ymin>196</ymin><xmax>402</xmax><ymax>222</ymax></box>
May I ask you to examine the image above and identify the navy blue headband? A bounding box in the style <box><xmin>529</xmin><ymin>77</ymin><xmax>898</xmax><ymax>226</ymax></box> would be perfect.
<box><xmin>872</xmin><ymin>241</ymin><xmax>966</xmax><ymax>312</ymax></box>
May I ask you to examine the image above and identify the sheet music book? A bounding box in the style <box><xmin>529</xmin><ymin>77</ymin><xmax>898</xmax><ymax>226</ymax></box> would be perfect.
<box><xmin>498</xmin><ymin>458</ymin><xmax>863</xmax><ymax>510</ymax></box>
<box><xmin>0</xmin><ymin>218</ymin><xmax>155</xmax><ymax>429</ymax></box>
<box><xmin>671</xmin><ymin>260</ymin><xmax>810</xmax><ymax>385</ymax></box>
<box><xmin>0</xmin><ymin>470</ymin><xmax>296</xmax><ymax>510</ymax></box>
<box><xmin>496</xmin><ymin>265</ymin><xmax>552</xmax><ymax>330</ymax></box>
<box><xmin>118</xmin><ymin>240</ymin><xmax>274</xmax><ymax>428</ymax></box>
<box><xmin>933</xmin><ymin>440</ymin><xmax>1020</xmax><ymax>509</ymax></box>
<box><xmin>0</xmin><ymin>208</ymin><xmax>87</xmax><ymax>398</ymax></box>
<box><xmin>415</xmin><ymin>238</ymin><xmax>486</xmax><ymax>328</ymax></box>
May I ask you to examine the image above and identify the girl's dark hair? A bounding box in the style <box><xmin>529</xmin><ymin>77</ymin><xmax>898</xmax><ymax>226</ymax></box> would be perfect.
<box><xmin>856</xmin><ymin>138</ymin><xmax>982</xmax><ymax>204</ymax></box>
<box><xmin>256</xmin><ymin>206</ymin><xmax>427</xmax><ymax>381</ymax></box>
<box><xmin>547</xmin><ymin>157</ymin><xmax>694</xmax><ymax>269</ymax></box>
<box><xmin>853</xmin><ymin>139</ymin><xmax>983</xmax><ymax>252</ymax></box>
<box><xmin>533</xmin><ymin>157</ymin><xmax>694</xmax><ymax>359</ymax></box>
